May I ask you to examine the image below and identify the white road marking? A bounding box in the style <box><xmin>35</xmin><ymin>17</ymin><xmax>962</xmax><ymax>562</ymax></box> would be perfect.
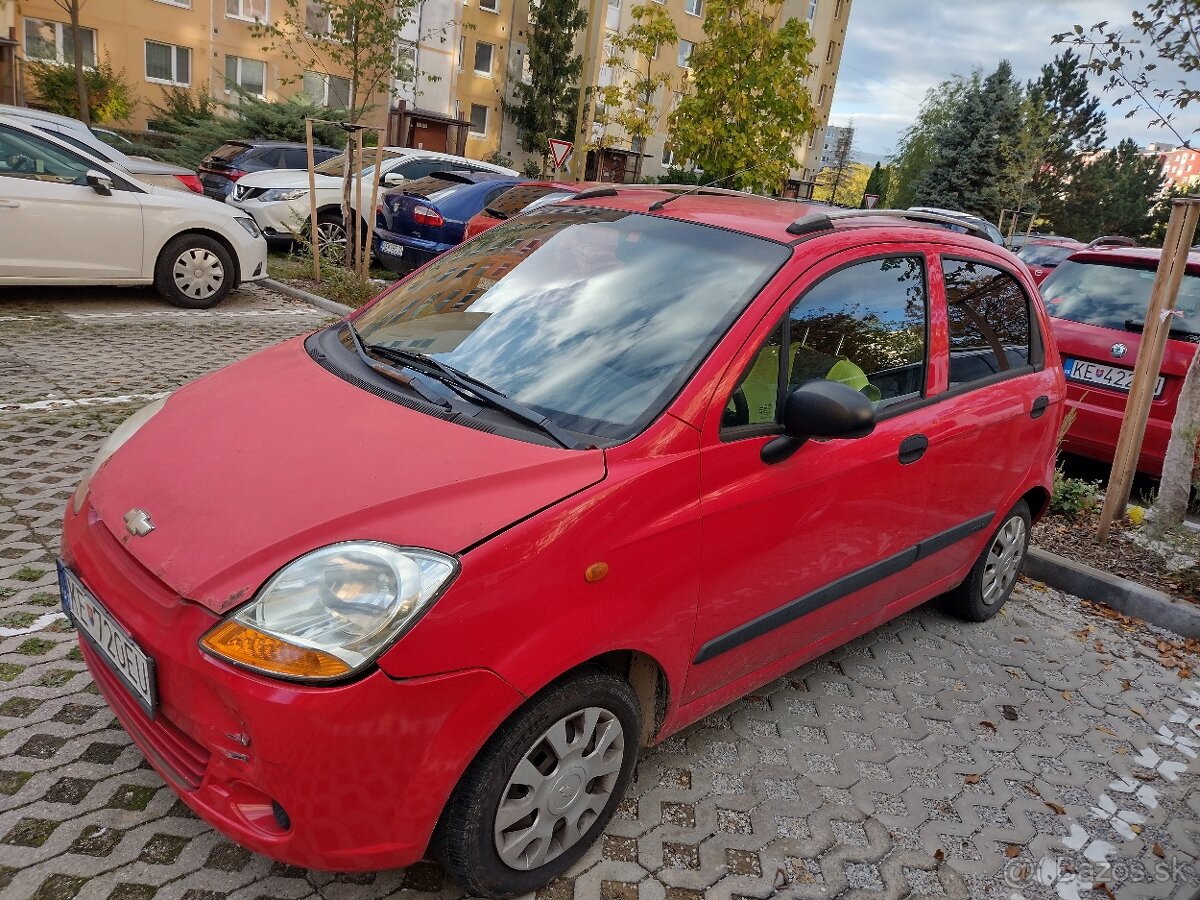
<box><xmin>64</xmin><ymin>309</ymin><xmax>321</xmax><ymax>320</ymax></box>
<box><xmin>0</xmin><ymin>612</ymin><xmax>66</xmax><ymax>638</ymax></box>
<box><xmin>1</xmin><ymin>391</ymin><xmax>168</xmax><ymax>413</ymax></box>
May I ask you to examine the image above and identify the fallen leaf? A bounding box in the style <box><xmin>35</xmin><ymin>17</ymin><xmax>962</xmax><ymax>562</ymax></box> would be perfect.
<box><xmin>1005</xmin><ymin>844</ymin><xmax>1020</xmax><ymax>858</ymax></box>
<box><xmin>1152</xmin><ymin>843</ymin><xmax>1165</xmax><ymax>858</ymax></box>
<box><xmin>1121</xmin><ymin>679</ymin><xmax>1133</xmax><ymax>692</ymax></box>
<box><xmin>1116</xmin><ymin>746</ymin><xmax>1129</xmax><ymax>754</ymax></box>
<box><xmin>1023</xmin><ymin>784</ymin><xmax>1042</xmax><ymax>796</ymax></box>
<box><xmin>964</xmin><ymin>774</ymin><xmax>980</xmax><ymax>785</ymax></box>
<box><xmin>979</xmin><ymin>720</ymin><xmax>997</xmax><ymax>731</ymax></box>
<box><xmin>1095</xmin><ymin>725</ymin><xmax>1117</xmax><ymax>736</ymax></box>
<box><xmin>1096</xmin><ymin>883</ymin><xmax>1115</xmax><ymax>900</ymax></box>
<box><xmin>1061</xmin><ymin>690</ymin><xmax>1072</xmax><ymax>700</ymax></box>
<box><xmin>1130</xmin><ymin>823</ymin><xmax>1142</xmax><ymax>835</ymax></box>
<box><xmin>1130</xmin><ymin>707</ymin><xmax>1145</xmax><ymax>717</ymax></box>
<box><xmin>1158</xmin><ymin>641</ymin><xmax>1171</xmax><ymax>653</ymax></box>
<box><xmin>1002</xmin><ymin>705</ymin><xmax>1019</xmax><ymax>721</ymax></box>
<box><xmin>1014</xmin><ymin>636</ymin><xmax>1030</xmax><ymax>644</ymax></box>
<box><xmin>1045</xmin><ymin>802</ymin><xmax>1065</xmax><ymax>815</ymax></box>
<box><xmin>1182</xmin><ymin>668</ymin><xmax>1192</xmax><ymax>679</ymax></box>
<box><xmin>934</xmin><ymin>848</ymin><xmax>945</xmax><ymax>862</ymax></box>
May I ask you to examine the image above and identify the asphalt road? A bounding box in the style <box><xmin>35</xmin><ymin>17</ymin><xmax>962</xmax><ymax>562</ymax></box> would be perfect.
<box><xmin>0</xmin><ymin>284</ymin><xmax>1197</xmax><ymax>900</ymax></box>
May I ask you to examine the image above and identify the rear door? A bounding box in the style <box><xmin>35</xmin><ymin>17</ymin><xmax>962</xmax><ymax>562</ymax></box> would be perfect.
<box><xmin>0</xmin><ymin>123</ymin><xmax>143</xmax><ymax>279</ymax></box>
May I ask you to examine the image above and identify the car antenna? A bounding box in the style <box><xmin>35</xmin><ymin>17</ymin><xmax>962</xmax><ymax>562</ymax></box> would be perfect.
<box><xmin>647</xmin><ymin>162</ymin><xmax>769</xmax><ymax>211</ymax></box>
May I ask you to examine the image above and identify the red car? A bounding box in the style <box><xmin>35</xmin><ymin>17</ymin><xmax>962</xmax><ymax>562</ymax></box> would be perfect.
<box><xmin>1017</xmin><ymin>236</ymin><xmax>1086</xmax><ymax>284</ymax></box>
<box><xmin>462</xmin><ymin>180</ymin><xmax>592</xmax><ymax>239</ymax></box>
<box><xmin>1041</xmin><ymin>246</ymin><xmax>1199</xmax><ymax>475</ymax></box>
<box><xmin>59</xmin><ymin>196</ymin><xmax>1063</xmax><ymax>897</ymax></box>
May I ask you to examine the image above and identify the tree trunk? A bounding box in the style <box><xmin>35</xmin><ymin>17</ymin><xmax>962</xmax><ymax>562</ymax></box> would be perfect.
<box><xmin>69</xmin><ymin>1</ymin><xmax>90</xmax><ymax>127</ymax></box>
<box><xmin>1152</xmin><ymin>346</ymin><xmax>1200</xmax><ymax>535</ymax></box>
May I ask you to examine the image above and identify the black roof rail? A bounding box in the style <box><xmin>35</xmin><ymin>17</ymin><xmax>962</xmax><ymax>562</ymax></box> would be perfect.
<box><xmin>572</xmin><ymin>183</ymin><xmax>755</xmax><ymax>202</ymax></box>
<box><xmin>786</xmin><ymin>208</ymin><xmax>995</xmax><ymax>243</ymax></box>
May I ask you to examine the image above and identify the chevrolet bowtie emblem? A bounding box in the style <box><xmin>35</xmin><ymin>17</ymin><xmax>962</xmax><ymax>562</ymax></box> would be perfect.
<box><xmin>124</xmin><ymin>508</ymin><xmax>155</xmax><ymax>537</ymax></box>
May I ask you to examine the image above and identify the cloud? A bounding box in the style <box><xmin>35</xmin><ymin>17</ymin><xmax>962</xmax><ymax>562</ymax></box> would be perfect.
<box><xmin>829</xmin><ymin>0</ymin><xmax>1200</xmax><ymax>155</ymax></box>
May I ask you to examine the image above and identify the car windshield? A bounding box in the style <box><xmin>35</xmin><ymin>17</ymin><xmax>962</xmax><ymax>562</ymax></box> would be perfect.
<box><xmin>353</xmin><ymin>206</ymin><xmax>789</xmax><ymax>441</ymax></box>
<box><xmin>1041</xmin><ymin>259</ymin><xmax>1200</xmax><ymax>333</ymax></box>
<box><xmin>1018</xmin><ymin>244</ymin><xmax>1078</xmax><ymax>267</ymax></box>
<box><xmin>315</xmin><ymin>150</ymin><xmax>405</xmax><ymax>178</ymax></box>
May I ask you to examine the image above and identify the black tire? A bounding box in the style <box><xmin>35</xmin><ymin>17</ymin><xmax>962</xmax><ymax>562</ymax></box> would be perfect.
<box><xmin>153</xmin><ymin>234</ymin><xmax>235</xmax><ymax>309</ymax></box>
<box><xmin>941</xmin><ymin>500</ymin><xmax>1031</xmax><ymax>622</ymax></box>
<box><xmin>434</xmin><ymin>669</ymin><xmax>641</xmax><ymax>899</ymax></box>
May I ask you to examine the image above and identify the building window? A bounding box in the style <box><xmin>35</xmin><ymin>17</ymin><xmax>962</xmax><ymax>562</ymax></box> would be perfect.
<box><xmin>817</xmin><ymin>83</ymin><xmax>827</xmax><ymax>106</ymax></box>
<box><xmin>145</xmin><ymin>40</ymin><xmax>191</xmax><ymax>85</ymax></box>
<box><xmin>479</xmin><ymin>0</ymin><xmax>499</xmax><ymax>12</ymax></box>
<box><xmin>458</xmin><ymin>35</ymin><xmax>465</xmax><ymax>71</ymax></box>
<box><xmin>606</xmin><ymin>0</ymin><xmax>620</xmax><ymax>30</ymax></box>
<box><xmin>155</xmin><ymin>0</ymin><xmax>192</xmax><ymax>9</ymax></box>
<box><xmin>826</xmin><ymin>40</ymin><xmax>836</xmax><ymax>62</ymax></box>
<box><xmin>225</xmin><ymin>55</ymin><xmax>266</xmax><ymax>95</ymax></box>
<box><xmin>807</xmin><ymin>0</ymin><xmax>817</xmax><ymax>20</ymax></box>
<box><xmin>305</xmin><ymin>0</ymin><xmax>334</xmax><ymax>35</ymax></box>
<box><xmin>684</xmin><ymin>0</ymin><xmax>702</xmax><ymax>14</ymax></box>
<box><xmin>662</xmin><ymin>145</ymin><xmax>675</xmax><ymax>166</ymax></box>
<box><xmin>469</xmin><ymin>103</ymin><xmax>488</xmax><ymax>136</ymax></box>
<box><xmin>303</xmin><ymin>70</ymin><xmax>350</xmax><ymax>109</ymax></box>
<box><xmin>23</xmin><ymin>19</ymin><xmax>96</xmax><ymax>67</ymax></box>
<box><xmin>677</xmin><ymin>39</ymin><xmax>694</xmax><ymax>68</ymax></box>
<box><xmin>833</xmin><ymin>0</ymin><xmax>843</xmax><ymax>17</ymax></box>
<box><xmin>473</xmin><ymin>41</ymin><xmax>494</xmax><ymax>76</ymax></box>
<box><xmin>227</xmin><ymin>0</ymin><xmax>267</xmax><ymax>19</ymax></box>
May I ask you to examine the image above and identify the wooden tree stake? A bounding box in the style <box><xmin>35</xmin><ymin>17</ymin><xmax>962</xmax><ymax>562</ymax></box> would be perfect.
<box><xmin>306</xmin><ymin>118</ymin><xmax>320</xmax><ymax>282</ymax></box>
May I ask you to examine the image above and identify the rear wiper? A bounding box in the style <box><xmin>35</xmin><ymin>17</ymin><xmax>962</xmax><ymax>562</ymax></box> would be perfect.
<box><xmin>341</xmin><ymin>322</ymin><xmax>452</xmax><ymax>409</ymax></box>
<box><xmin>1124</xmin><ymin>318</ymin><xmax>1200</xmax><ymax>340</ymax></box>
<box><xmin>356</xmin><ymin>334</ymin><xmax>585</xmax><ymax>450</ymax></box>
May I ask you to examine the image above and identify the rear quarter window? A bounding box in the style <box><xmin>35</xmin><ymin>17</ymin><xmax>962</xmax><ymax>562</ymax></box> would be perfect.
<box><xmin>942</xmin><ymin>258</ymin><xmax>1035</xmax><ymax>386</ymax></box>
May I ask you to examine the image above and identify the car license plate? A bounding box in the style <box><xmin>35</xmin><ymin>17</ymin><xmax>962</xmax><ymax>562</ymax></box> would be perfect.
<box><xmin>1063</xmin><ymin>358</ymin><xmax>1165</xmax><ymax>398</ymax></box>
<box><xmin>57</xmin><ymin>560</ymin><xmax>157</xmax><ymax>716</ymax></box>
<box><xmin>380</xmin><ymin>241</ymin><xmax>405</xmax><ymax>257</ymax></box>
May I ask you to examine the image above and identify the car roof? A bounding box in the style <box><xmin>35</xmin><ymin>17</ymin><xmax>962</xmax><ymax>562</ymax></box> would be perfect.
<box><xmin>560</xmin><ymin>189</ymin><xmax>1010</xmax><ymax>249</ymax></box>
<box><xmin>1025</xmin><ymin>237</ymin><xmax>1085</xmax><ymax>249</ymax></box>
<box><xmin>1065</xmin><ymin>246</ymin><xmax>1200</xmax><ymax>273</ymax></box>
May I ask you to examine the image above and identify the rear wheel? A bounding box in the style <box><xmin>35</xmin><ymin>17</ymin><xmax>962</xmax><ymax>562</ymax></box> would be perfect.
<box><xmin>153</xmin><ymin>234</ymin><xmax>234</xmax><ymax>308</ymax></box>
<box><xmin>435</xmin><ymin>669</ymin><xmax>640</xmax><ymax>899</ymax></box>
<box><xmin>941</xmin><ymin>500</ymin><xmax>1031</xmax><ymax>621</ymax></box>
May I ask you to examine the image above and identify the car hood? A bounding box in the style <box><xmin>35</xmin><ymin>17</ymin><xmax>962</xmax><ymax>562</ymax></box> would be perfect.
<box><xmin>86</xmin><ymin>338</ymin><xmax>606</xmax><ymax>613</ymax></box>
<box><xmin>236</xmin><ymin>169</ymin><xmax>342</xmax><ymax>190</ymax></box>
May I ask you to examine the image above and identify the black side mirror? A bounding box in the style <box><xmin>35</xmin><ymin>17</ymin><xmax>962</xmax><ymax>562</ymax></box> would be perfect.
<box><xmin>86</xmin><ymin>170</ymin><xmax>113</xmax><ymax>196</ymax></box>
<box><xmin>761</xmin><ymin>379</ymin><xmax>876</xmax><ymax>465</ymax></box>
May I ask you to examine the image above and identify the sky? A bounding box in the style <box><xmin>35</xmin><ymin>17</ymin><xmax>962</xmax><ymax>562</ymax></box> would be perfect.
<box><xmin>828</xmin><ymin>0</ymin><xmax>1200</xmax><ymax>158</ymax></box>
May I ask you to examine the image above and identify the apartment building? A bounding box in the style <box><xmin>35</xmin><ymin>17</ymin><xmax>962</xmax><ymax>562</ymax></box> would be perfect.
<box><xmin>1146</xmin><ymin>144</ymin><xmax>1200</xmax><ymax>192</ymax></box>
<box><xmin>495</xmin><ymin>0</ymin><xmax>850</xmax><ymax>191</ymax></box>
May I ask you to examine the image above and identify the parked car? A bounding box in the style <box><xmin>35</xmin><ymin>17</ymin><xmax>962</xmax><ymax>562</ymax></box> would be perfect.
<box><xmin>1086</xmin><ymin>235</ymin><xmax>1138</xmax><ymax>249</ymax></box>
<box><xmin>463</xmin><ymin>180</ymin><xmax>591</xmax><ymax>239</ymax></box>
<box><xmin>375</xmin><ymin>171</ymin><xmax>524</xmax><ymax>273</ymax></box>
<box><xmin>0</xmin><ymin>115</ymin><xmax>268</xmax><ymax>307</ymax></box>
<box><xmin>228</xmin><ymin>147</ymin><xmax>519</xmax><ymax>248</ymax></box>
<box><xmin>1017</xmin><ymin>236</ymin><xmax>1086</xmax><ymax>284</ymax></box>
<box><xmin>1040</xmin><ymin>246</ymin><xmax>1199</xmax><ymax>476</ymax></box>
<box><xmin>199</xmin><ymin>140</ymin><xmax>340</xmax><ymax>201</ymax></box>
<box><xmin>908</xmin><ymin>206</ymin><xmax>1006</xmax><ymax>244</ymax></box>
<box><xmin>0</xmin><ymin>103</ymin><xmax>202</xmax><ymax>193</ymax></box>
<box><xmin>59</xmin><ymin>192</ymin><xmax>1062</xmax><ymax>897</ymax></box>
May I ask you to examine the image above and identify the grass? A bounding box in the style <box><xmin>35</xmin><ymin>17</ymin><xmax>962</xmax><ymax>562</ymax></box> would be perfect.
<box><xmin>266</xmin><ymin>249</ymin><xmax>394</xmax><ymax>309</ymax></box>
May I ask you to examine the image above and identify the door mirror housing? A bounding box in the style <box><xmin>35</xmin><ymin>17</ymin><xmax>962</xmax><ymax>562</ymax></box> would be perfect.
<box><xmin>86</xmin><ymin>170</ymin><xmax>114</xmax><ymax>196</ymax></box>
<box><xmin>382</xmin><ymin>172</ymin><xmax>404</xmax><ymax>187</ymax></box>
<box><xmin>761</xmin><ymin>380</ymin><xmax>876</xmax><ymax>465</ymax></box>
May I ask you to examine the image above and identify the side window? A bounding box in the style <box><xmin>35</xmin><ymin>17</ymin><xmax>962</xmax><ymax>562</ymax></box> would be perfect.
<box><xmin>942</xmin><ymin>258</ymin><xmax>1032</xmax><ymax>387</ymax></box>
<box><xmin>400</xmin><ymin>159</ymin><xmax>446</xmax><ymax>180</ymax></box>
<box><xmin>282</xmin><ymin>148</ymin><xmax>310</xmax><ymax>168</ymax></box>
<box><xmin>723</xmin><ymin>256</ymin><xmax>928</xmax><ymax>431</ymax></box>
<box><xmin>0</xmin><ymin>125</ymin><xmax>91</xmax><ymax>184</ymax></box>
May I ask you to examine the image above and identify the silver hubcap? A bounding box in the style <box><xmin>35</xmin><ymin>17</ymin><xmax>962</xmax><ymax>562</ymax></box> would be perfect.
<box><xmin>982</xmin><ymin>515</ymin><xmax>1027</xmax><ymax>606</ymax></box>
<box><xmin>316</xmin><ymin>222</ymin><xmax>346</xmax><ymax>263</ymax></box>
<box><xmin>172</xmin><ymin>248</ymin><xmax>224</xmax><ymax>300</ymax></box>
<box><xmin>494</xmin><ymin>707</ymin><xmax>624</xmax><ymax>870</ymax></box>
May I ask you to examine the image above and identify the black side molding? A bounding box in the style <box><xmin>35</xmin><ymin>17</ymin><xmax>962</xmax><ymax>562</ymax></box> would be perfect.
<box><xmin>692</xmin><ymin>511</ymin><xmax>995</xmax><ymax>665</ymax></box>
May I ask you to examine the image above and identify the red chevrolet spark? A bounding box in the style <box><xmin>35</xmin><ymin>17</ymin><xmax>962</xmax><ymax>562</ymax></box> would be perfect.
<box><xmin>59</xmin><ymin>196</ymin><xmax>1063</xmax><ymax>898</ymax></box>
<box><xmin>1040</xmin><ymin>246</ymin><xmax>1200</xmax><ymax>476</ymax></box>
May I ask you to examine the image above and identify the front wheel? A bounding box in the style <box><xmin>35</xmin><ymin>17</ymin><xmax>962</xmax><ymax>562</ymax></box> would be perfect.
<box><xmin>941</xmin><ymin>500</ymin><xmax>1031</xmax><ymax>621</ymax></box>
<box><xmin>153</xmin><ymin>235</ymin><xmax>235</xmax><ymax>308</ymax></box>
<box><xmin>434</xmin><ymin>669</ymin><xmax>640</xmax><ymax>899</ymax></box>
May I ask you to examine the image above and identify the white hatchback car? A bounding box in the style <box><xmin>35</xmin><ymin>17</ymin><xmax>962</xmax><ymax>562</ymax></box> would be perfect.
<box><xmin>0</xmin><ymin>115</ymin><xmax>267</xmax><ymax>308</ymax></box>
<box><xmin>228</xmin><ymin>146</ymin><xmax>519</xmax><ymax>249</ymax></box>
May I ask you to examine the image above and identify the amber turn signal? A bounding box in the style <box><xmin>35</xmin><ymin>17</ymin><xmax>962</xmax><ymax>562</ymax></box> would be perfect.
<box><xmin>201</xmin><ymin>620</ymin><xmax>351</xmax><ymax>679</ymax></box>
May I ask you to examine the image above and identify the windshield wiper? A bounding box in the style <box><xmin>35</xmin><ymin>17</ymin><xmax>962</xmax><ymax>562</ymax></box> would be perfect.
<box><xmin>341</xmin><ymin>322</ymin><xmax>452</xmax><ymax>409</ymax></box>
<box><xmin>1124</xmin><ymin>318</ymin><xmax>1200</xmax><ymax>340</ymax></box>
<box><xmin>349</xmin><ymin>327</ymin><xmax>585</xmax><ymax>450</ymax></box>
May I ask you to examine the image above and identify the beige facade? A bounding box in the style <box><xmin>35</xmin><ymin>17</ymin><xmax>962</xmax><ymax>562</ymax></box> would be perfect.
<box><xmin>454</xmin><ymin>0</ymin><xmax>511</xmax><ymax>160</ymax></box>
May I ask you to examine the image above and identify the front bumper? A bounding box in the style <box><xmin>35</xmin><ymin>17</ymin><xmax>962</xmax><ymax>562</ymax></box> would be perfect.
<box><xmin>228</xmin><ymin>197</ymin><xmax>308</xmax><ymax>241</ymax></box>
<box><xmin>228</xmin><ymin>227</ymin><xmax>269</xmax><ymax>283</ymax></box>
<box><xmin>61</xmin><ymin>501</ymin><xmax>525</xmax><ymax>871</ymax></box>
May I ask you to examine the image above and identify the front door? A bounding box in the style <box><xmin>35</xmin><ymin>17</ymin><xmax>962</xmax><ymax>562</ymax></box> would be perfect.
<box><xmin>0</xmin><ymin>123</ymin><xmax>143</xmax><ymax>279</ymax></box>
<box><xmin>685</xmin><ymin>249</ymin><xmax>973</xmax><ymax>703</ymax></box>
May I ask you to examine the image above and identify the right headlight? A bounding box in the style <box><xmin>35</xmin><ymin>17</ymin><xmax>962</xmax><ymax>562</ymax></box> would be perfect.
<box><xmin>261</xmin><ymin>188</ymin><xmax>309</xmax><ymax>202</ymax></box>
<box><xmin>200</xmin><ymin>542</ymin><xmax>458</xmax><ymax>681</ymax></box>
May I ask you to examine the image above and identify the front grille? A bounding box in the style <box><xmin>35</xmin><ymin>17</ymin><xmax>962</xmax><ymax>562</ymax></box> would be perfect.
<box><xmin>83</xmin><ymin>641</ymin><xmax>211</xmax><ymax>789</ymax></box>
<box><xmin>233</xmin><ymin>186</ymin><xmax>266</xmax><ymax>201</ymax></box>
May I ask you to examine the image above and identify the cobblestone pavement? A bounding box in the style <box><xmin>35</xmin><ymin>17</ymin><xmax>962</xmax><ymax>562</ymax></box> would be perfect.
<box><xmin>1</xmin><ymin>286</ymin><xmax>1198</xmax><ymax>900</ymax></box>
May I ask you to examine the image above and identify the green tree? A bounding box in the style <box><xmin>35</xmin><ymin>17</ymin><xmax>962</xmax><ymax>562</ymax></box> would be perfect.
<box><xmin>251</xmin><ymin>0</ymin><xmax>421</xmax><ymax>123</ymax></box>
<box><xmin>1054</xmin><ymin>0</ymin><xmax>1200</xmax><ymax>148</ymax></box>
<box><xmin>814</xmin><ymin>121</ymin><xmax>855</xmax><ymax>204</ymax></box>
<box><xmin>508</xmin><ymin>0</ymin><xmax>587</xmax><ymax>172</ymax></box>
<box><xmin>886</xmin><ymin>74</ymin><xmax>973</xmax><ymax>208</ymax></box>
<box><xmin>27</xmin><ymin>54</ymin><xmax>135</xmax><ymax>124</ymax></box>
<box><xmin>914</xmin><ymin>60</ymin><xmax>1025</xmax><ymax>222</ymax></box>
<box><xmin>862</xmin><ymin>161</ymin><xmax>889</xmax><ymax>206</ymax></box>
<box><xmin>1049</xmin><ymin>139</ymin><xmax>1164</xmax><ymax>241</ymax></box>
<box><xmin>668</xmin><ymin>0</ymin><xmax>815</xmax><ymax>193</ymax></box>
<box><xmin>813</xmin><ymin>160</ymin><xmax>870</xmax><ymax>207</ymax></box>
<box><xmin>37</xmin><ymin>0</ymin><xmax>93</xmax><ymax>126</ymax></box>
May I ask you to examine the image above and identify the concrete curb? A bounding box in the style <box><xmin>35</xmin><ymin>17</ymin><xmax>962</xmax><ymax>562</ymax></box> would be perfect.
<box><xmin>1026</xmin><ymin>546</ymin><xmax>1200</xmax><ymax>639</ymax></box>
<box><xmin>262</xmin><ymin>278</ymin><xmax>353</xmax><ymax>317</ymax></box>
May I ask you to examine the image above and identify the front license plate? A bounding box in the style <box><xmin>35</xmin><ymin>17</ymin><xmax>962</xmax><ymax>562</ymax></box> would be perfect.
<box><xmin>1063</xmin><ymin>358</ymin><xmax>1165</xmax><ymax>398</ymax></box>
<box><xmin>58</xmin><ymin>560</ymin><xmax>157</xmax><ymax>716</ymax></box>
<box><xmin>380</xmin><ymin>241</ymin><xmax>405</xmax><ymax>257</ymax></box>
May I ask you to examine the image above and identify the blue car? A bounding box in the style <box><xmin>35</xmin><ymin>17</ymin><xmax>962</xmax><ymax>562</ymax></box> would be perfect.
<box><xmin>375</xmin><ymin>171</ymin><xmax>524</xmax><ymax>273</ymax></box>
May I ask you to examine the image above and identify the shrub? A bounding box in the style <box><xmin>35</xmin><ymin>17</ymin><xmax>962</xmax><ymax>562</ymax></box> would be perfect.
<box><xmin>1050</xmin><ymin>467</ymin><xmax>1103</xmax><ymax>520</ymax></box>
<box><xmin>522</xmin><ymin>158</ymin><xmax>543</xmax><ymax>178</ymax></box>
<box><xmin>27</xmin><ymin>54</ymin><xmax>135</xmax><ymax>123</ymax></box>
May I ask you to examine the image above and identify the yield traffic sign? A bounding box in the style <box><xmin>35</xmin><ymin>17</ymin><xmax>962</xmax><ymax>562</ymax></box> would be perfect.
<box><xmin>863</xmin><ymin>193</ymin><xmax>880</xmax><ymax>209</ymax></box>
<box><xmin>548</xmin><ymin>139</ymin><xmax>573</xmax><ymax>169</ymax></box>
